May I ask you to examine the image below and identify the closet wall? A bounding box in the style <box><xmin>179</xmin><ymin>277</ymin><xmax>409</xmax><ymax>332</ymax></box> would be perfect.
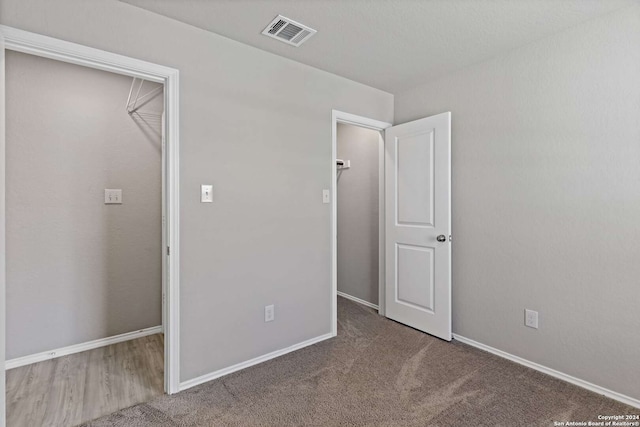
<box><xmin>5</xmin><ymin>51</ymin><xmax>163</xmax><ymax>359</ymax></box>
<box><xmin>337</xmin><ymin>123</ymin><xmax>381</xmax><ymax>306</ymax></box>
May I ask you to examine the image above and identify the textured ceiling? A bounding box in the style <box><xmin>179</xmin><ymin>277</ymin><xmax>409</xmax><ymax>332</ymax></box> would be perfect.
<box><xmin>122</xmin><ymin>0</ymin><xmax>635</xmax><ymax>93</ymax></box>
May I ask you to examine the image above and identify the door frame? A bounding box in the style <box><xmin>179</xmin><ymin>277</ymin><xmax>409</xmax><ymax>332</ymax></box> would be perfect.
<box><xmin>0</xmin><ymin>25</ymin><xmax>182</xmax><ymax>411</ymax></box>
<box><xmin>331</xmin><ymin>110</ymin><xmax>392</xmax><ymax>336</ymax></box>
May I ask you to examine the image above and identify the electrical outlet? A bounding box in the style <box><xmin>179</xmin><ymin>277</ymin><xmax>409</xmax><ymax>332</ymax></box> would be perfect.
<box><xmin>525</xmin><ymin>309</ymin><xmax>538</xmax><ymax>329</ymax></box>
<box><xmin>265</xmin><ymin>304</ymin><xmax>275</xmax><ymax>322</ymax></box>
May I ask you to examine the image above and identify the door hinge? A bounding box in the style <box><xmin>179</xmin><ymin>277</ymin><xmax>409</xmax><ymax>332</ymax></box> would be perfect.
<box><xmin>167</xmin><ymin>246</ymin><xmax>170</xmax><ymax>256</ymax></box>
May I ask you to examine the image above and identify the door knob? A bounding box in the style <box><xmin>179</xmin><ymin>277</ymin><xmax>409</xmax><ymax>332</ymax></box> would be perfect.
<box><xmin>437</xmin><ymin>235</ymin><xmax>446</xmax><ymax>242</ymax></box>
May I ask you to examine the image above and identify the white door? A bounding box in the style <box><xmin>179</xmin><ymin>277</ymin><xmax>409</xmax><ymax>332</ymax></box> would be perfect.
<box><xmin>384</xmin><ymin>112</ymin><xmax>451</xmax><ymax>341</ymax></box>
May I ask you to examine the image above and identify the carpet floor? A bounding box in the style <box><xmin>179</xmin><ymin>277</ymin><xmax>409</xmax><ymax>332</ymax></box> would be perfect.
<box><xmin>83</xmin><ymin>297</ymin><xmax>636</xmax><ymax>426</ymax></box>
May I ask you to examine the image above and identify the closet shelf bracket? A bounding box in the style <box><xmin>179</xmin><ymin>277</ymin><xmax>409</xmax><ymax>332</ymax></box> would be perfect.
<box><xmin>126</xmin><ymin>77</ymin><xmax>163</xmax><ymax>114</ymax></box>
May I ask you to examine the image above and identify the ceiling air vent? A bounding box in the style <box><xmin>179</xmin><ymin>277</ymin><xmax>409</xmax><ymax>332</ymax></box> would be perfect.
<box><xmin>262</xmin><ymin>15</ymin><xmax>316</xmax><ymax>47</ymax></box>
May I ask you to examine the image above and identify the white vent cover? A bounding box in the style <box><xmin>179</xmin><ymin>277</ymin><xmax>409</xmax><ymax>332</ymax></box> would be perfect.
<box><xmin>262</xmin><ymin>15</ymin><xmax>316</xmax><ymax>47</ymax></box>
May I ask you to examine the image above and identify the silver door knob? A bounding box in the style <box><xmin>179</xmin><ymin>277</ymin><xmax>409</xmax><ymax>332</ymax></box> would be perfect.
<box><xmin>437</xmin><ymin>235</ymin><xmax>446</xmax><ymax>242</ymax></box>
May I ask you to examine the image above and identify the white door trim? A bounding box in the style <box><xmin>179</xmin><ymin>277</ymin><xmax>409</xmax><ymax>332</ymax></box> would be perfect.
<box><xmin>0</xmin><ymin>26</ymin><xmax>181</xmax><ymax>410</ymax></box>
<box><xmin>0</xmin><ymin>30</ymin><xmax>6</xmax><ymax>427</ymax></box>
<box><xmin>331</xmin><ymin>110</ymin><xmax>391</xmax><ymax>336</ymax></box>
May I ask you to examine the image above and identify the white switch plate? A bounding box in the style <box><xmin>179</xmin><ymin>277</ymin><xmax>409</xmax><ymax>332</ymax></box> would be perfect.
<box><xmin>265</xmin><ymin>304</ymin><xmax>275</xmax><ymax>322</ymax></box>
<box><xmin>104</xmin><ymin>189</ymin><xmax>122</xmax><ymax>204</ymax></box>
<box><xmin>322</xmin><ymin>189</ymin><xmax>330</xmax><ymax>204</ymax></box>
<box><xmin>201</xmin><ymin>185</ymin><xmax>213</xmax><ymax>203</ymax></box>
<box><xmin>525</xmin><ymin>309</ymin><xmax>539</xmax><ymax>329</ymax></box>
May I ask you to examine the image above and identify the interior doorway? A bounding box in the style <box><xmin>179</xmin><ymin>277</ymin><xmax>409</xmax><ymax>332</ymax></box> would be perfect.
<box><xmin>0</xmin><ymin>25</ymin><xmax>181</xmax><ymax>426</ymax></box>
<box><xmin>331</xmin><ymin>111</ymin><xmax>391</xmax><ymax>335</ymax></box>
<box><xmin>4</xmin><ymin>49</ymin><xmax>163</xmax><ymax>427</ymax></box>
<box><xmin>331</xmin><ymin>110</ymin><xmax>452</xmax><ymax>342</ymax></box>
<box><xmin>336</xmin><ymin>123</ymin><xmax>384</xmax><ymax>311</ymax></box>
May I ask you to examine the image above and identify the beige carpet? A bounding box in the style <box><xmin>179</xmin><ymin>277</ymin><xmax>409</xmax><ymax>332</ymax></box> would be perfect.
<box><xmin>83</xmin><ymin>297</ymin><xmax>636</xmax><ymax>426</ymax></box>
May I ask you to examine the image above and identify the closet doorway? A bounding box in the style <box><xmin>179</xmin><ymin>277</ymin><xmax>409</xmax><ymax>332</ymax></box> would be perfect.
<box><xmin>331</xmin><ymin>109</ymin><xmax>452</xmax><ymax>342</ymax></box>
<box><xmin>331</xmin><ymin>111</ymin><xmax>391</xmax><ymax>334</ymax></box>
<box><xmin>0</xmin><ymin>26</ymin><xmax>181</xmax><ymax>426</ymax></box>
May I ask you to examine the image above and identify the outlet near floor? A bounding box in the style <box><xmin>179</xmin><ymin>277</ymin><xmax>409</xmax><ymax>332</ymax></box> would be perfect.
<box><xmin>525</xmin><ymin>309</ymin><xmax>539</xmax><ymax>329</ymax></box>
<box><xmin>265</xmin><ymin>304</ymin><xmax>275</xmax><ymax>322</ymax></box>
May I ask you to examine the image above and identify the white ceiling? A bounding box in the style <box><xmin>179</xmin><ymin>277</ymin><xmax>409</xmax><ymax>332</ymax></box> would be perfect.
<box><xmin>122</xmin><ymin>0</ymin><xmax>636</xmax><ymax>94</ymax></box>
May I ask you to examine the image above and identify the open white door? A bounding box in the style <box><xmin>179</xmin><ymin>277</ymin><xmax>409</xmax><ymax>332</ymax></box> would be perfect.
<box><xmin>384</xmin><ymin>112</ymin><xmax>451</xmax><ymax>341</ymax></box>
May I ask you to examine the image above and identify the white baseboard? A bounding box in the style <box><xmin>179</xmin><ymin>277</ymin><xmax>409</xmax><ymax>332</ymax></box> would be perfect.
<box><xmin>179</xmin><ymin>332</ymin><xmax>334</xmax><ymax>392</ymax></box>
<box><xmin>5</xmin><ymin>325</ymin><xmax>163</xmax><ymax>370</ymax></box>
<box><xmin>453</xmin><ymin>333</ymin><xmax>640</xmax><ymax>409</ymax></box>
<box><xmin>337</xmin><ymin>291</ymin><xmax>379</xmax><ymax>310</ymax></box>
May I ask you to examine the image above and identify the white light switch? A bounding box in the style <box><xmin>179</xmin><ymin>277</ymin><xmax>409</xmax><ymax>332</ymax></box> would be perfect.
<box><xmin>201</xmin><ymin>185</ymin><xmax>213</xmax><ymax>203</ymax></box>
<box><xmin>104</xmin><ymin>189</ymin><xmax>122</xmax><ymax>204</ymax></box>
<box><xmin>322</xmin><ymin>189</ymin><xmax>330</xmax><ymax>204</ymax></box>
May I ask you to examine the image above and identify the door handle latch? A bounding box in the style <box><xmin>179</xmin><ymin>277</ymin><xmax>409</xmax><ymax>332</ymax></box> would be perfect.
<box><xmin>437</xmin><ymin>235</ymin><xmax>446</xmax><ymax>242</ymax></box>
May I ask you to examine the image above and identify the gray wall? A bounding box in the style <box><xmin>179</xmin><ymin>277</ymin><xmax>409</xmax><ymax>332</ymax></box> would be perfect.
<box><xmin>395</xmin><ymin>5</ymin><xmax>640</xmax><ymax>401</ymax></box>
<box><xmin>5</xmin><ymin>51</ymin><xmax>163</xmax><ymax>359</ymax></box>
<box><xmin>337</xmin><ymin>123</ymin><xmax>380</xmax><ymax>305</ymax></box>
<box><xmin>0</xmin><ymin>0</ymin><xmax>394</xmax><ymax>381</ymax></box>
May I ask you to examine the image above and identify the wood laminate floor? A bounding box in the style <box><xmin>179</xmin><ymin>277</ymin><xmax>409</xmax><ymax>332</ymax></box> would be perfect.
<box><xmin>6</xmin><ymin>333</ymin><xmax>164</xmax><ymax>427</ymax></box>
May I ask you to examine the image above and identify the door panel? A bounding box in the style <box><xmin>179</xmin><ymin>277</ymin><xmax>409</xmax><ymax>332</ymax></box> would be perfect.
<box><xmin>397</xmin><ymin>244</ymin><xmax>434</xmax><ymax>311</ymax></box>
<box><xmin>397</xmin><ymin>130</ymin><xmax>434</xmax><ymax>226</ymax></box>
<box><xmin>385</xmin><ymin>112</ymin><xmax>451</xmax><ymax>341</ymax></box>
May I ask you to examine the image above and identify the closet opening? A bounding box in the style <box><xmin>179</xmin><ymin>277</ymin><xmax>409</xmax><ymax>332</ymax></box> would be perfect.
<box><xmin>337</xmin><ymin>123</ymin><xmax>383</xmax><ymax>309</ymax></box>
<box><xmin>4</xmin><ymin>50</ymin><xmax>166</xmax><ymax>426</ymax></box>
<box><xmin>331</xmin><ymin>111</ymin><xmax>391</xmax><ymax>335</ymax></box>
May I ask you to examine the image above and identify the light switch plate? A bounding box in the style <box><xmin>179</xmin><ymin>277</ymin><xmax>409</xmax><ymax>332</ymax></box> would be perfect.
<box><xmin>201</xmin><ymin>185</ymin><xmax>213</xmax><ymax>203</ymax></box>
<box><xmin>265</xmin><ymin>304</ymin><xmax>275</xmax><ymax>322</ymax></box>
<box><xmin>322</xmin><ymin>189</ymin><xmax>330</xmax><ymax>204</ymax></box>
<box><xmin>104</xmin><ymin>189</ymin><xmax>122</xmax><ymax>204</ymax></box>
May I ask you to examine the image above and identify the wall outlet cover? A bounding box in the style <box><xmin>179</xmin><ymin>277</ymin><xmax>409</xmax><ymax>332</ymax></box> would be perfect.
<box><xmin>265</xmin><ymin>304</ymin><xmax>275</xmax><ymax>322</ymax></box>
<box><xmin>525</xmin><ymin>309</ymin><xmax>539</xmax><ymax>329</ymax></box>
